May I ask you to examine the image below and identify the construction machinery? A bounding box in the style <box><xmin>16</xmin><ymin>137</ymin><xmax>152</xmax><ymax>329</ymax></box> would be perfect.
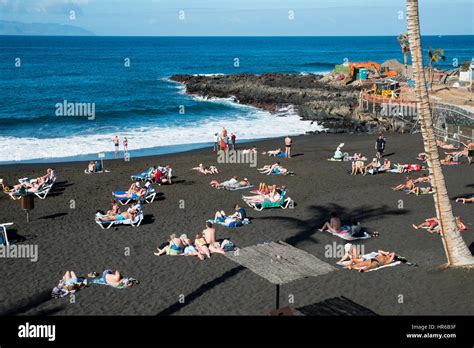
<box><xmin>348</xmin><ymin>62</ymin><xmax>398</xmax><ymax>80</ymax></box>
<box><xmin>370</xmin><ymin>79</ymin><xmax>401</xmax><ymax>98</ymax></box>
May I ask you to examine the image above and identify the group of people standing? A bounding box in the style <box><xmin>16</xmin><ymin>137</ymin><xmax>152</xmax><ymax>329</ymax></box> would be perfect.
<box><xmin>213</xmin><ymin>127</ymin><xmax>236</xmax><ymax>152</ymax></box>
<box><xmin>113</xmin><ymin>135</ymin><xmax>129</xmax><ymax>159</ymax></box>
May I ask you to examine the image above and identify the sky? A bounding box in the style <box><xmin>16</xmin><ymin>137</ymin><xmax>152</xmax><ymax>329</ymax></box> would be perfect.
<box><xmin>0</xmin><ymin>0</ymin><xmax>473</xmax><ymax>36</ymax></box>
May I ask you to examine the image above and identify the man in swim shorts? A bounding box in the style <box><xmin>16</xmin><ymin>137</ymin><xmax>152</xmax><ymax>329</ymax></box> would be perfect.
<box><xmin>284</xmin><ymin>136</ymin><xmax>292</xmax><ymax>158</ymax></box>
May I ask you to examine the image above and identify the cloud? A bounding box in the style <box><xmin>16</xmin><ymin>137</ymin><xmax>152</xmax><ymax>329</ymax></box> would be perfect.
<box><xmin>0</xmin><ymin>0</ymin><xmax>89</xmax><ymax>15</ymax></box>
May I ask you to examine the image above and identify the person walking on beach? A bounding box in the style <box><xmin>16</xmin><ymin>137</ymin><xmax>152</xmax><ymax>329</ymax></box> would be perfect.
<box><xmin>375</xmin><ymin>134</ymin><xmax>386</xmax><ymax>160</ymax></box>
<box><xmin>467</xmin><ymin>140</ymin><xmax>474</xmax><ymax>165</ymax></box>
<box><xmin>113</xmin><ymin>135</ymin><xmax>120</xmax><ymax>159</ymax></box>
<box><xmin>123</xmin><ymin>137</ymin><xmax>129</xmax><ymax>158</ymax></box>
<box><xmin>213</xmin><ymin>132</ymin><xmax>219</xmax><ymax>152</ymax></box>
<box><xmin>284</xmin><ymin>136</ymin><xmax>292</xmax><ymax>158</ymax></box>
<box><xmin>231</xmin><ymin>133</ymin><xmax>236</xmax><ymax>150</ymax></box>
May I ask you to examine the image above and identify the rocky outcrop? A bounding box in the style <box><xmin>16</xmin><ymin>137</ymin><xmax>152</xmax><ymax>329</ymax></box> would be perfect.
<box><xmin>170</xmin><ymin>73</ymin><xmax>410</xmax><ymax>133</ymax></box>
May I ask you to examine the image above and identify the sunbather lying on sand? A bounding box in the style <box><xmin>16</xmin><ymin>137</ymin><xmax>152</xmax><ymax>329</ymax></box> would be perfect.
<box><xmin>413</xmin><ymin>217</ymin><xmax>467</xmax><ymax>233</ymax></box>
<box><xmin>414</xmin><ymin>173</ymin><xmax>430</xmax><ymax>184</ymax></box>
<box><xmin>262</xmin><ymin>148</ymin><xmax>284</xmax><ymax>157</ymax></box>
<box><xmin>440</xmin><ymin>154</ymin><xmax>461</xmax><ymax>165</ymax></box>
<box><xmin>413</xmin><ymin>217</ymin><xmax>439</xmax><ymax>232</ymax></box>
<box><xmin>213</xmin><ymin>210</ymin><xmax>242</xmax><ymax>226</ymax></box>
<box><xmin>209</xmin><ymin>177</ymin><xmax>250</xmax><ymax>188</ymax></box>
<box><xmin>192</xmin><ymin>163</ymin><xmax>219</xmax><ymax>175</ymax></box>
<box><xmin>393</xmin><ymin>176</ymin><xmax>415</xmax><ymax>191</ymax></box>
<box><xmin>445</xmin><ymin>147</ymin><xmax>468</xmax><ymax>159</ymax></box>
<box><xmin>345</xmin><ymin>250</ymin><xmax>396</xmax><ymax>272</ymax></box>
<box><xmin>51</xmin><ymin>271</ymin><xmax>87</xmax><ymax>298</ymax></box>
<box><xmin>338</xmin><ymin>243</ymin><xmax>362</xmax><ymax>264</ymax></box>
<box><xmin>258</xmin><ymin>162</ymin><xmax>293</xmax><ymax>175</ymax></box>
<box><xmin>241</xmin><ymin>146</ymin><xmax>257</xmax><ymax>155</ymax></box>
<box><xmin>394</xmin><ymin>163</ymin><xmax>425</xmax><ymax>173</ymax></box>
<box><xmin>406</xmin><ymin>185</ymin><xmax>433</xmax><ymax>196</ymax></box>
<box><xmin>88</xmin><ymin>270</ymin><xmax>138</xmax><ymax>288</ymax></box>
<box><xmin>318</xmin><ymin>212</ymin><xmax>342</xmax><ymax>233</ymax></box>
<box><xmin>437</xmin><ymin>139</ymin><xmax>458</xmax><ymax>150</ymax></box>
<box><xmin>456</xmin><ymin>196</ymin><xmax>474</xmax><ymax>204</ymax></box>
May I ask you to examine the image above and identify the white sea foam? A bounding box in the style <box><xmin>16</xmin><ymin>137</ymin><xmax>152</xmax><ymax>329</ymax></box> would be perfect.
<box><xmin>0</xmin><ymin>108</ymin><xmax>325</xmax><ymax>162</ymax></box>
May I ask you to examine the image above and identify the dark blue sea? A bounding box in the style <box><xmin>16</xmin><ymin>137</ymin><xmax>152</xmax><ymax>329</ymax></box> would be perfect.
<box><xmin>0</xmin><ymin>35</ymin><xmax>472</xmax><ymax>163</ymax></box>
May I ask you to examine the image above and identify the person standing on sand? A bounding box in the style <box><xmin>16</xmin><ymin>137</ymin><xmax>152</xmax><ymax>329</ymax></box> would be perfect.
<box><xmin>231</xmin><ymin>133</ymin><xmax>236</xmax><ymax>150</ymax></box>
<box><xmin>213</xmin><ymin>132</ymin><xmax>219</xmax><ymax>152</ymax></box>
<box><xmin>123</xmin><ymin>137</ymin><xmax>129</xmax><ymax>158</ymax></box>
<box><xmin>113</xmin><ymin>135</ymin><xmax>120</xmax><ymax>159</ymax></box>
<box><xmin>284</xmin><ymin>136</ymin><xmax>292</xmax><ymax>158</ymax></box>
<box><xmin>222</xmin><ymin>127</ymin><xmax>228</xmax><ymax>139</ymax></box>
<box><xmin>467</xmin><ymin>140</ymin><xmax>474</xmax><ymax>165</ymax></box>
<box><xmin>375</xmin><ymin>134</ymin><xmax>386</xmax><ymax>160</ymax></box>
<box><xmin>203</xmin><ymin>222</ymin><xmax>225</xmax><ymax>254</ymax></box>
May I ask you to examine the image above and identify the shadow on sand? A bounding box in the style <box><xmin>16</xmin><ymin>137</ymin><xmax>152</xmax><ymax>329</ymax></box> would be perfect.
<box><xmin>259</xmin><ymin>203</ymin><xmax>409</xmax><ymax>246</ymax></box>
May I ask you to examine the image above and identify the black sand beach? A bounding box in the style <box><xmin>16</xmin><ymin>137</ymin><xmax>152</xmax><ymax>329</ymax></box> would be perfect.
<box><xmin>0</xmin><ymin>133</ymin><xmax>473</xmax><ymax>316</ymax></box>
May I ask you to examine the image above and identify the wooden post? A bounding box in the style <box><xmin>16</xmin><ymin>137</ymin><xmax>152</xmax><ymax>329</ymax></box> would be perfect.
<box><xmin>276</xmin><ymin>284</ymin><xmax>280</xmax><ymax>309</ymax></box>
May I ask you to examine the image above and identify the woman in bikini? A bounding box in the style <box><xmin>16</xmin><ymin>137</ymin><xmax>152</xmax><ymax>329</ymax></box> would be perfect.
<box><xmin>318</xmin><ymin>212</ymin><xmax>342</xmax><ymax>233</ymax></box>
<box><xmin>106</xmin><ymin>199</ymin><xmax>121</xmax><ymax>216</ymax></box>
<box><xmin>96</xmin><ymin>209</ymin><xmax>137</xmax><ymax>222</ymax></box>
<box><xmin>346</xmin><ymin>250</ymin><xmax>396</xmax><ymax>272</ymax></box>
<box><xmin>194</xmin><ymin>232</ymin><xmax>211</xmax><ymax>259</ymax></box>
<box><xmin>363</xmin><ymin>158</ymin><xmax>379</xmax><ymax>175</ymax></box>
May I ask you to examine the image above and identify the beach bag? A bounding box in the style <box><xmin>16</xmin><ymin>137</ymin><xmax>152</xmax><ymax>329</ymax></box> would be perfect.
<box><xmin>221</xmin><ymin>240</ymin><xmax>235</xmax><ymax>252</ymax></box>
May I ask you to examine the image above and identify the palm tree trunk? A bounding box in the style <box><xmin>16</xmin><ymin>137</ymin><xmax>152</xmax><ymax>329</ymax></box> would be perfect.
<box><xmin>406</xmin><ymin>0</ymin><xmax>474</xmax><ymax>267</ymax></box>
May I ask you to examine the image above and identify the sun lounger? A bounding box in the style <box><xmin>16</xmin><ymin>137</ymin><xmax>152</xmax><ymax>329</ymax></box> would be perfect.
<box><xmin>33</xmin><ymin>178</ymin><xmax>56</xmax><ymax>200</ymax></box>
<box><xmin>244</xmin><ymin>191</ymin><xmax>293</xmax><ymax>211</ymax></box>
<box><xmin>325</xmin><ymin>226</ymin><xmax>371</xmax><ymax>241</ymax></box>
<box><xmin>337</xmin><ymin>252</ymin><xmax>401</xmax><ymax>272</ymax></box>
<box><xmin>131</xmin><ymin>166</ymin><xmax>167</xmax><ymax>182</ymax></box>
<box><xmin>95</xmin><ymin>208</ymin><xmax>144</xmax><ymax>229</ymax></box>
<box><xmin>114</xmin><ymin>185</ymin><xmax>156</xmax><ymax>205</ymax></box>
<box><xmin>5</xmin><ymin>177</ymin><xmax>56</xmax><ymax>200</ymax></box>
<box><xmin>0</xmin><ymin>222</ymin><xmax>14</xmax><ymax>246</ymax></box>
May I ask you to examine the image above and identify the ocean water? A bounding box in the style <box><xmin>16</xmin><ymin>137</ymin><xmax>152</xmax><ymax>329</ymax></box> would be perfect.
<box><xmin>0</xmin><ymin>35</ymin><xmax>472</xmax><ymax>163</ymax></box>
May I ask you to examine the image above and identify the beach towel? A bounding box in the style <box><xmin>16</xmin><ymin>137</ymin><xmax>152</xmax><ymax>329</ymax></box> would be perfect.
<box><xmin>442</xmin><ymin>161</ymin><xmax>463</xmax><ymax>166</ymax></box>
<box><xmin>207</xmin><ymin>218</ymin><xmax>250</xmax><ymax>228</ymax></box>
<box><xmin>325</xmin><ymin>226</ymin><xmax>371</xmax><ymax>241</ymax></box>
<box><xmin>89</xmin><ymin>270</ymin><xmax>137</xmax><ymax>289</ymax></box>
<box><xmin>402</xmin><ymin>188</ymin><xmax>434</xmax><ymax>195</ymax></box>
<box><xmin>221</xmin><ymin>185</ymin><xmax>254</xmax><ymax>191</ymax></box>
<box><xmin>327</xmin><ymin>158</ymin><xmax>343</xmax><ymax>162</ymax></box>
<box><xmin>337</xmin><ymin>252</ymin><xmax>401</xmax><ymax>272</ymax></box>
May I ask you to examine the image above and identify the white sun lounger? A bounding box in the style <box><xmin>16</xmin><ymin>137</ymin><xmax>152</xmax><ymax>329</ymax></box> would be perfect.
<box><xmin>0</xmin><ymin>222</ymin><xmax>14</xmax><ymax>246</ymax></box>
<box><xmin>95</xmin><ymin>209</ymin><xmax>144</xmax><ymax>229</ymax></box>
